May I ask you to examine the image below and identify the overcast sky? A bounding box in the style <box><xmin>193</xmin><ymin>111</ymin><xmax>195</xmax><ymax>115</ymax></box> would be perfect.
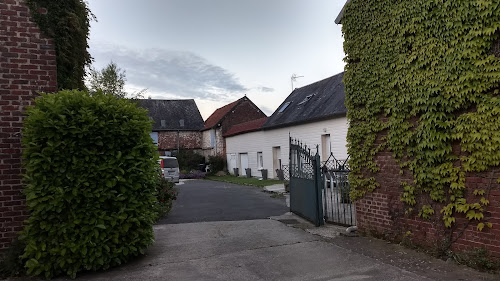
<box><xmin>86</xmin><ymin>0</ymin><xmax>346</xmax><ymax>119</ymax></box>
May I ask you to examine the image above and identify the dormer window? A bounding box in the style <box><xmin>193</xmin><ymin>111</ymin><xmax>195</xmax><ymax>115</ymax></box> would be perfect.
<box><xmin>298</xmin><ymin>94</ymin><xmax>314</xmax><ymax>105</ymax></box>
<box><xmin>278</xmin><ymin>102</ymin><xmax>291</xmax><ymax>113</ymax></box>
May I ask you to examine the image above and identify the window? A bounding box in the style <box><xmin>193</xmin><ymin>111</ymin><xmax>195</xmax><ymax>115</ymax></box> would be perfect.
<box><xmin>257</xmin><ymin>152</ymin><xmax>263</xmax><ymax>169</ymax></box>
<box><xmin>210</xmin><ymin>130</ymin><xmax>215</xmax><ymax>148</ymax></box>
<box><xmin>278</xmin><ymin>102</ymin><xmax>291</xmax><ymax>113</ymax></box>
<box><xmin>179</xmin><ymin>119</ymin><xmax>184</xmax><ymax>127</ymax></box>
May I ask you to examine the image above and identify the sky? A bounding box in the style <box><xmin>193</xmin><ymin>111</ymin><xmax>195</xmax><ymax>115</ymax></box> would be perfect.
<box><xmin>86</xmin><ymin>0</ymin><xmax>346</xmax><ymax>120</ymax></box>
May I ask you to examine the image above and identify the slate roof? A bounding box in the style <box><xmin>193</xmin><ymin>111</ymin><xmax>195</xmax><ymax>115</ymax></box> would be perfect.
<box><xmin>223</xmin><ymin>117</ymin><xmax>268</xmax><ymax>137</ymax></box>
<box><xmin>261</xmin><ymin>72</ymin><xmax>346</xmax><ymax>130</ymax></box>
<box><xmin>335</xmin><ymin>0</ymin><xmax>351</xmax><ymax>24</ymax></box>
<box><xmin>201</xmin><ymin>99</ymin><xmax>240</xmax><ymax>131</ymax></box>
<box><xmin>137</xmin><ymin>99</ymin><xmax>204</xmax><ymax>131</ymax></box>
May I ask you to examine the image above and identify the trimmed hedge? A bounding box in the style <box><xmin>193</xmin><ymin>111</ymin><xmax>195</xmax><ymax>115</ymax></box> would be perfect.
<box><xmin>21</xmin><ymin>90</ymin><xmax>159</xmax><ymax>278</ymax></box>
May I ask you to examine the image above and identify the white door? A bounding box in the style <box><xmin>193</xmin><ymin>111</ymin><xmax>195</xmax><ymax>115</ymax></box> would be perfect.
<box><xmin>272</xmin><ymin>146</ymin><xmax>281</xmax><ymax>178</ymax></box>
<box><xmin>239</xmin><ymin>153</ymin><xmax>249</xmax><ymax>173</ymax></box>
<box><xmin>227</xmin><ymin>154</ymin><xmax>237</xmax><ymax>174</ymax></box>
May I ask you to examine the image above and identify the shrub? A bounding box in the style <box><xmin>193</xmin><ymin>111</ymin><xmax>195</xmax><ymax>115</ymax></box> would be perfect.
<box><xmin>179</xmin><ymin>170</ymin><xmax>206</xmax><ymax>179</ymax></box>
<box><xmin>21</xmin><ymin>90</ymin><xmax>159</xmax><ymax>278</ymax></box>
<box><xmin>176</xmin><ymin>149</ymin><xmax>205</xmax><ymax>171</ymax></box>
<box><xmin>154</xmin><ymin>177</ymin><xmax>178</xmax><ymax>220</ymax></box>
<box><xmin>208</xmin><ymin>155</ymin><xmax>225</xmax><ymax>174</ymax></box>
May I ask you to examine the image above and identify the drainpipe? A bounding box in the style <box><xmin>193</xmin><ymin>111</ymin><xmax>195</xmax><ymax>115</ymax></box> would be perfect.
<box><xmin>177</xmin><ymin>130</ymin><xmax>180</xmax><ymax>154</ymax></box>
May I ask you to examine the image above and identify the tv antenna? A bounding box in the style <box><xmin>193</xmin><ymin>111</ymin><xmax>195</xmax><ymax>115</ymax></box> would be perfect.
<box><xmin>291</xmin><ymin>73</ymin><xmax>303</xmax><ymax>90</ymax></box>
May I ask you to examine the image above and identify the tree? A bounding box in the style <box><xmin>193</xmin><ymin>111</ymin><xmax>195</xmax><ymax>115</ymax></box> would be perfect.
<box><xmin>87</xmin><ymin>61</ymin><xmax>127</xmax><ymax>98</ymax></box>
<box><xmin>87</xmin><ymin>61</ymin><xmax>146</xmax><ymax>99</ymax></box>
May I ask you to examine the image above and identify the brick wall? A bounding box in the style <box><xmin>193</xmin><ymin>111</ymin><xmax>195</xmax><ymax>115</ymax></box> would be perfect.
<box><xmin>158</xmin><ymin>131</ymin><xmax>202</xmax><ymax>151</ymax></box>
<box><xmin>356</xmin><ymin>135</ymin><xmax>500</xmax><ymax>258</ymax></box>
<box><xmin>0</xmin><ymin>0</ymin><xmax>57</xmax><ymax>250</ymax></box>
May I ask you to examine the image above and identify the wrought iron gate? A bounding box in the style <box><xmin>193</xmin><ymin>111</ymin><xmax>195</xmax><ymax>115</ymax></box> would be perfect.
<box><xmin>321</xmin><ymin>154</ymin><xmax>356</xmax><ymax>226</ymax></box>
<box><xmin>289</xmin><ymin>137</ymin><xmax>324</xmax><ymax>226</ymax></box>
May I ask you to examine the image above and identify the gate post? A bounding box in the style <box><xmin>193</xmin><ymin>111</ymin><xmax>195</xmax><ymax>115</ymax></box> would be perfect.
<box><xmin>314</xmin><ymin>152</ymin><xmax>324</xmax><ymax>226</ymax></box>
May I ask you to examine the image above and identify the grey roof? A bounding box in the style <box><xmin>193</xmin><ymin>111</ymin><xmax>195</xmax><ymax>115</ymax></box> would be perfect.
<box><xmin>261</xmin><ymin>72</ymin><xmax>346</xmax><ymax>130</ymax></box>
<box><xmin>136</xmin><ymin>99</ymin><xmax>204</xmax><ymax>131</ymax></box>
<box><xmin>335</xmin><ymin>0</ymin><xmax>351</xmax><ymax>24</ymax></box>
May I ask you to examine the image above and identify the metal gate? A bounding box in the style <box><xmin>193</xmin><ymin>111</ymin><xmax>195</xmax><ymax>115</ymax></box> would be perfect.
<box><xmin>321</xmin><ymin>154</ymin><xmax>356</xmax><ymax>226</ymax></box>
<box><xmin>289</xmin><ymin>137</ymin><xmax>324</xmax><ymax>226</ymax></box>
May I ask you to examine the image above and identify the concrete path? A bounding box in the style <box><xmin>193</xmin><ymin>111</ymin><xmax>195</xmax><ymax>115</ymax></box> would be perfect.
<box><xmin>50</xmin><ymin>180</ymin><xmax>497</xmax><ymax>280</ymax></box>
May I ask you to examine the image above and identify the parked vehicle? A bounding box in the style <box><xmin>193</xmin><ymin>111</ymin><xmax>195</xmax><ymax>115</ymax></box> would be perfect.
<box><xmin>159</xmin><ymin>156</ymin><xmax>179</xmax><ymax>183</ymax></box>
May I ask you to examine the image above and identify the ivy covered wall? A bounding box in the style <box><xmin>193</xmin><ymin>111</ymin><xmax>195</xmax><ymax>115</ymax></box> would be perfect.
<box><xmin>342</xmin><ymin>0</ymin><xmax>500</xmax><ymax>257</ymax></box>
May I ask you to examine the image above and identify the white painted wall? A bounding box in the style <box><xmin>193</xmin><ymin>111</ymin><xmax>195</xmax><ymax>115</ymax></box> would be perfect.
<box><xmin>225</xmin><ymin>117</ymin><xmax>349</xmax><ymax>178</ymax></box>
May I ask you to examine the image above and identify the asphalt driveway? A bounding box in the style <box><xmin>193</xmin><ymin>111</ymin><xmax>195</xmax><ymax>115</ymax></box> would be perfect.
<box><xmin>158</xmin><ymin>179</ymin><xmax>289</xmax><ymax>224</ymax></box>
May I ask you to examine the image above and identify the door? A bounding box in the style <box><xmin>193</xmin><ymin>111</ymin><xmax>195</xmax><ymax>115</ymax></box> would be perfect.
<box><xmin>321</xmin><ymin>134</ymin><xmax>331</xmax><ymax>163</ymax></box>
<box><xmin>239</xmin><ymin>153</ymin><xmax>248</xmax><ymax>175</ymax></box>
<box><xmin>272</xmin><ymin>146</ymin><xmax>281</xmax><ymax>178</ymax></box>
<box><xmin>227</xmin><ymin>153</ymin><xmax>237</xmax><ymax>175</ymax></box>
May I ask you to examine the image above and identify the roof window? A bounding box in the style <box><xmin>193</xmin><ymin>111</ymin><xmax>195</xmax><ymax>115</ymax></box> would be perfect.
<box><xmin>298</xmin><ymin>94</ymin><xmax>315</xmax><ymax>105</ymax></box>
<box><xmin>278</xmin><ymin>102</ymin><xmax>291</xmax><ymax>113</ymax></box>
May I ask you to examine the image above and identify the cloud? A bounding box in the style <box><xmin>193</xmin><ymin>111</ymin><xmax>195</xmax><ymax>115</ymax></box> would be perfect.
<box><xmin>257</xmin><ymin>86</ymin><xmax>274</xmax><ymax>92</ymax></box>
<box><xmin>89</xmin><ymin>43</ymin><xmax>248</xmax><ymax>101</ymax></box>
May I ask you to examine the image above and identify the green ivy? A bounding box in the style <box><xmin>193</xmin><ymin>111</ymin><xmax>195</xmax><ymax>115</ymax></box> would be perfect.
<box><xmin>21</xmin><ymin>90</ymin><xmax>159</xmax><ymax>278</ymax></box>
<box><xmin>25</xmin><ymin>0</ymin><xmax>94</xmax><ymax>90</ymax></box>
<box><xmin>343</xmin><ymin>0</ymin><xmax>500</xmax><ymax>229</ymax></box>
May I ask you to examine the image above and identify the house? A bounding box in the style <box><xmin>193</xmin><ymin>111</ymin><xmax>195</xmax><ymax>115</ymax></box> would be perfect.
<box><xmin>200</xmin><ymin>96</ymin><xmax>267</xmax><ymax>159</ymax></box>
<box><xmin>137</xmin><ymin>99</ymin><xmax>204</xmax><ymax>156</ymax></box>
<box><xmin>225</xmin><ymin>72</ymin><xmax>348</xmax><ymax>179</ymax></box>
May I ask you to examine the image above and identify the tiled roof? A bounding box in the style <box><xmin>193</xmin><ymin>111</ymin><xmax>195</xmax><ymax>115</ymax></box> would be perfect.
<box><xmin>335</xmin><ymin>0</ymin><xmax>351</xmax><ymax>24</ymax></box>
<box><xmin>136</xmin><ymin>99</ymin><xmax>204</xmax><ymax>131</ymax></box>
<box><xmin>262</xmin><ymin>72</ymin><xmax>346</xmax><ymax>130</ymax></box>
<box><xmin>223</xmin><ymin>117</ymin><xmax>268</xmax><ymax>137</ymax></box>
<box><xmin>201</xmin><ymin>99</ymin><xmax>240</xmax><ymax>131</ymax></box>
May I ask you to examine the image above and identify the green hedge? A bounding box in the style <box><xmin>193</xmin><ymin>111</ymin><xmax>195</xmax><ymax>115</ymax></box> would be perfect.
<box><xmin>343</xmin><ymin>0</ymin><xmax>500</xmax><ymax>228</ymax></box>
<box><xmin>21</xmin><ymin>90</ymin><xmax>159</xmax><ymax>278</ymax></box>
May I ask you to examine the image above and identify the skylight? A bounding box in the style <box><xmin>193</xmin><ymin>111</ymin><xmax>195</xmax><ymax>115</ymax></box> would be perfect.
<box><xmin>298</xmin><ymin>94</ymin><xmax>314</xmax><ymax>105</ymax></box>
<box><xmin>278</xmin><ymin>102</ymin><xmax>291</xmax><ymax>113</ymax></box>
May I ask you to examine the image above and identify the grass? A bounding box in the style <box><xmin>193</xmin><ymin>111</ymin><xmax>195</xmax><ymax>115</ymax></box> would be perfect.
<box><xmin>206</xmin><ymin>175</ymin><xmax>284</xmax><ymax>187</ymax></box>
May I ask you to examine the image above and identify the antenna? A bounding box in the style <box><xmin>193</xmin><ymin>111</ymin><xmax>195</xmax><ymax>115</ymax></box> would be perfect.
<box><xmin>291</xmin><ymin>73</ymin><xmax>304</xmax><ymax>90</ymax></box>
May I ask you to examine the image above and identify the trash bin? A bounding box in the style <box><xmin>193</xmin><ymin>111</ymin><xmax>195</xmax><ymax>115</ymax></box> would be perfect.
<box><xmin>261</xmin><ymin>169</ymin><xmax>268</xmax><ymax>180</ymax></box>
<box><xmin>233</xmin><ymin>168</ymin><xmax>239</xmax><ymax>176</ymax></box>
<box><xmin>276</xmin><ymin>169</ymin><xmax>284</xmax><ymax>181</ymax></box>
<box><xmin>245</xmin><ymin>168</ymin><xmax>251</xmax><ymax>178</ymax></box>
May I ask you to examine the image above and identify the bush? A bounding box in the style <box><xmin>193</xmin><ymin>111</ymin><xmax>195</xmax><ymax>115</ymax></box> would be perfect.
<box><xmin>179</xmin><ymin>170</ymin><xmax>206</xmax><ymax>179</ymax></box>
<box><xmin>0</xmin><ymin>239</ymin><xmax>26</xmax><ymax>278</ymax></box>
<box><xmin>176</xmin><ymin>149</ymin><xmax>205</xmax><ymax>171</ymax></box>
<box><xmin>208</xmin><ymin>155</ymin><xmax>225</xmax><ymax>174</ymax></box>
<box><xmin>21</xmin><ymin>90</ymin><xmax>159</xmax><ymax>278</ymax></box>
<box><xmin>154</xmin><ymin>177</ymin><xmax>178</xmax><ymax>220</ymax></box>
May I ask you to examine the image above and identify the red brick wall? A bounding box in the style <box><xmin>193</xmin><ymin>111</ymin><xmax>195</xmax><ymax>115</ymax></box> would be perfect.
<box><xmin>158</xmin><ymin>131</ymin><xmax>202</xmax><ymax>151</ymax></box>
<box><xmin>220</xmin><ymin>99</ymin><xmax>266</xmax><ymax>135</ymax></box>
<box><xmin>356</xmin><ymin>146</ymin><xmax>500</xmax><ymax>258</ymax></box>
<box><xmin>0</xmin><ymin>0</ymin><xmax>57</xmax><ymax>250</ymax></box>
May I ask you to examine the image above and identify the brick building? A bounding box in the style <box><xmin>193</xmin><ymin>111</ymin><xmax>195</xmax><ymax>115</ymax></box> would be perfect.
<box><xmin>137</xmin><ymin>99</ymin><xmax>204</xmax><ymax>156</ymax></box>
<box><xmin>201</xmin><ymin>96</ymin><xmax>267</xmax><ymax>159</ymax></box>
<box><xmin>0</xmin><ymin>0</ymin><xmax>57</xmax><ymax>250</ymax></box>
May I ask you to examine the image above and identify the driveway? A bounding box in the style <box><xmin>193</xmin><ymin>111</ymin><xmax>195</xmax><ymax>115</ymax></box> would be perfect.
<box><xmin>55</xmin><ymin>180</ymin><xmax>498</xmax><ymax>280</ymax></box>
<box><xmin>159</xmin><ymin>179</ymin><xmax>289</xmax><ymax>224</ymax></box>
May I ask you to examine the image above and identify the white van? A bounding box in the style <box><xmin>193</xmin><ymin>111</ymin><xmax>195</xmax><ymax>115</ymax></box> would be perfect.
<box><xmin>159</xmin><ymin>156</ymin><xmax>179</xmax><ymax>183</ymax></box>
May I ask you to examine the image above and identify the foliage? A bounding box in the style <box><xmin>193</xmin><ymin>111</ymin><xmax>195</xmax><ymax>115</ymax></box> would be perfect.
<box><xmin>21</xmin><ymin>90</ymin><xmax>159</xmax><ymax>278</ymax></box>
<box><xmin>87</xmin><ymin>62</ymin><xmax>126</xmax><ymax>98</ymax></box>
<box><xmin>206</xmin><ymin>175</ymin><xmax>284</xmax><ymax>188</ymax></box>
<box><xmin>0</xmin><ymin>239</ymin><xmax>26</xmax><ymax>278</ymax></box>
<box><xmin>343</xmin><ymin>0</ymin><xmax>500</xmax><ymax>229</ymax></box>
<box><xmin>25</xmin><ymin>0</ymin><xmax>94</xmax><ymax>90</ymax></box>
<box><xmin>208</xmin><ymin>155</ymin><xmax>226</xmax><ymax>174</ymax></box>
<box><xmin>180</xmin><ymin>170</ymin><xmax>206</xmax><ymax>179</ymax></box>
<box><xmin>154</xmin><ymin>177</ymin><xmax>178</xmax><ymax>220</ymax></box>
<box><xmin>176</xmin><ymin>149</ymin><xmax>205</xmax><ymax>171</ymax></box>
<box><xmin>452</xmin><ymin>247</ymin><xmax>500</xmax><ymax>273</ymax></box>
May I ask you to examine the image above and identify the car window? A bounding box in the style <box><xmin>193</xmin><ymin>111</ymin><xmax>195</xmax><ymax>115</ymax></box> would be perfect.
<box><xmin>164</xmin><ymin>158</ymin><xmax>178</xmax><ymax>168</ymax></box>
